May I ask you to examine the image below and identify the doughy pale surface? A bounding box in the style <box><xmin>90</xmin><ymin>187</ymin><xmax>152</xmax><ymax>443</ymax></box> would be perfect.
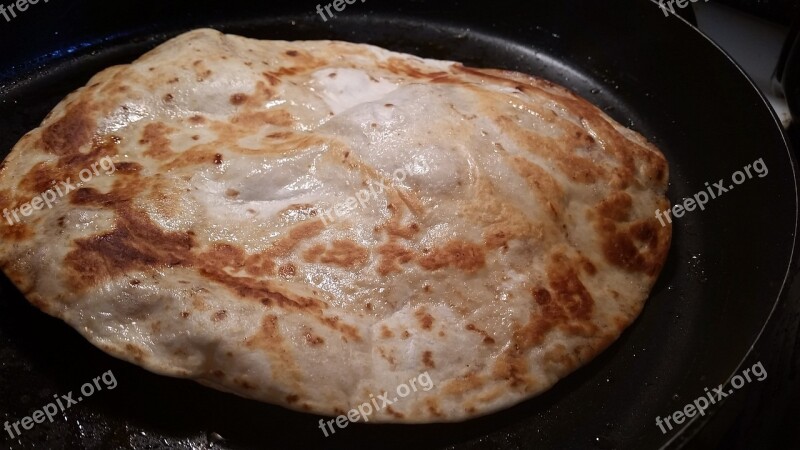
<box><xmin>0</xmin><ymin>29</ymin><xmax>671</xmax><ymax>422</ymax></box>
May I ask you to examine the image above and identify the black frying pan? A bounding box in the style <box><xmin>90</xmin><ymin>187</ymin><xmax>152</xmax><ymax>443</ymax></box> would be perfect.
<box><xmin>0</xmin><ymin>1</ymin><xmax>796</xmax><ymax>449</ymax></box>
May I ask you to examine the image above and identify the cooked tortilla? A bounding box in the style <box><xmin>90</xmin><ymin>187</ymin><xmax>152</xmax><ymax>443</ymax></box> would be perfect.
<box><xmin>0</xmin><ymin>28</ymin><xmax>670</xmax><ymax>422</ymax></box>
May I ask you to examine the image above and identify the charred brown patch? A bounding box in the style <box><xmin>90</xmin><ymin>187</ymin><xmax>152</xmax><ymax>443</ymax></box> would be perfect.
<box><xmin>377</xmin><ymin>242</ymin><xmax>414</xmax><ymax>276</ymax></box>
<box><xmin>600</xmin><ymin>218</ymin><xmax>668</xmax><ymax>275</ymax></box>
<box><xmin>597</xmin><ymin>191</ymin><xmax>633</xmax><ymax>221</ymax></box>
<box><xmin>418</xmin><ymin>240</ymin><xmax>485</xmax><ymax>272</ymax></box>
<box><xmin>425</xmin><ymin>398</ymin><xmax>444</xmax><ymax>417</ymax></box>
<box><xmin>422</xmin><ymin>350</ymin><xmax>435</xmax><ymax>368</ymax></box>
<box><xmin>230</xmin><ymin>93</ymin><xmax>248</xmax><ymax>105</ymax></box>
<box><xmin>266</xmin><ymin>131</ymin><xmax>293</xmax><ymax>139</ymax></box>
<box><xmin>212</xmin><ymin>310</ymin><xmax>227</xmax><ymax>322</ymax></box>
<box><xmin>114</xmin><ymin>162</ymin><xmax>143</xmax><ymax>173</ymax></box>
<box><xmin>415</xmin><ymin>310</ymin><xmax>434</xmax><ymax>331</ymax></box>
<box><xmin>140</xmin><ymin>122</ymin><xmax>175</xmax><ymax>159</ymax></box>
<box><xmin>124</xmin><ymin>343</ymin><xmax>146</xmax><ymax>362</ymax></box>
<box><xmin>262</xmin><ymin>72</ymin><xmax>281</xmax><ymax>86</ymax></box>
<box><xmin>493</xmin><ymin>253</ymin><xmax>598</xmax><ymax>389</ymax></box>
<box><xmin>305</xmin><ymin>332</ymin><xmax>325</xmax><ymax>346</ymax></box>
<box><xmin>188</xmin><ymin>115</ymin><xmax>206</xmax><ymax>124</ymax></box>
<box><xmin>201</xmin><ymin>267</ymin><xmax>324</xmax><ymax>312</ymax></box>
<box><xmin>231</xmin><ymin>110</ymin><xmax>293</xmax><ymax>128</ymax></box>
<box><xmin>385</xmin><ymin>405</ymin><xmax>405</xmax><ymax>419</ymax></box>
<box><xmin>64</xmin><ymin>195</ymin><xmax>195</xmax><ymax>292</ymax></box>
<box><xmin>278</xmin><ymin>264</ymin><xmax>296</xmax><ymax>278</ymax></box>
<box><xmin>18</xmin><ymin>162</ymin><xmax>60</xmax><ymax>194</ymax></box>
<box><xmin>320</xmin><ymin>316</ymin><xmax>362</xmax><ymax>343</ymax></box>
<box><xmin>200</xmin><ymin>242</ymin><xmax>245</xmax><ymax>269</ymax></box>
<box><xmin>312</xmin><ymin>240</ymin><xmax>369</xmax><ymax>268</ymax></box>
<box><xmin>466</xmin><ymin>323</ymin><xmax>496</xmax><ymax>345</ymax></box>
<box><xmin>41</xmin><ymin>102</ymin><xmax>95</xmax><ymax>156</ymax></box>
<box><xmin>380</xmin><ymin>57</ymin><xmax>449</xmax><ymax>80</ymax></box>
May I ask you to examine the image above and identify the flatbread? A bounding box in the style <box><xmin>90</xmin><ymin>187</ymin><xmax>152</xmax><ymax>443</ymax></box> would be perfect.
<box><xmin>0</xmin><ymin>28</ymin><xmax>671</xmax><ymax>422</ymax></box>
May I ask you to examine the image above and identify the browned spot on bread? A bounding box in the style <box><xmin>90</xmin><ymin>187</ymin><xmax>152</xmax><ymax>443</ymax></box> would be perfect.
<box><xmin>200</xmin><ymin>266</ymin><xmax>324</xmax><ymax>311</ymax></box>
<box><xmin>465</xmin><ymin>323</ymin><xmax>496</xmax><ymax>345</ymax></box>
<box><xmin>278</xmin><ymin>264</ymin><xmax>296</xmax><ymax>278</ymax></box>
<box><xmin>381</xmin><ymin>326</ymin><xmax>394</xmax><ymax>339</ymax></box>
<box><xmin>385</xmin><ymin>405</ymin><xmax>405</xmax><ymax>419</ymax></box>
<box><xmin>163</xmin><ymin>93</ymin><xmax>174</xmax><ymax>103</ymax></box>
<box><xmin>114</xmin><ymin>162</ymin><xmax>143</xmax><ymax>173</ymax></box>
<box><xmin>600</xmin><ymin>219</ymin><xmax>668</xmax><ymax>276</ymax></box>
<box><xmin>380</xmin><ymin>57</ymin><xmax>449</xmax><ymax>80</ymax></box>
<box><xmin>418</xmin><ymin>240</ymin><xmax>485</xmax><ymax>272</ymax></box>
<box><xmin>415</xmin><ymin>309</ymin><xmax>434</xmax><ymax>330</ymax></box>
<box><xmin>18</xmin><ymin>162</ymin><xmax>60</xmax><ymax>194</ymax></box>
<box><xmin>230</xmin><ymin>93</ymin><xmax>248</xmax><ymax>105</ymax></box>
<box><xmin>425</xmin><ymin>398</ymin><xmax>444</xmax><ymax>417</ymax></box>
<box><xmin>285</xmin><ymin>50</ymin><xmax>298</xmax><ymax>57</ymax></box>
<box><xmin>380</xmin><ymin>220</ymin><xmax>420</xmax><ymax>240</ymax></box>
<box><xmin>286</xmin><ymin>394</ymin><xmax>299</xmax><ymax>404</ymax></box>
<box><xmin>302</xmin><ymin>244</ymin><xmax>326</xmax><ymax>263</ymax></box>
<box><xmin>442</xmin><ymin>373</ymin><xmax>485</xmax><ymax>396</ymax></box>
<box><xmin>41</xmin><ymin>102</ymin><xmax>95</xmax><ymax>156</ymax></box>
<box><xmin>314</xmin><ymin>240</ymin><xmax>369</xmax><ymax>268</ymax></box>
<box><xmin>201</xmin><ymin>243</ymin><xmax>245</xmax><ymax>269</ymax></box>
<box><xmin>262</xmin><ymin>72</ymin><xmax>280</xmax><ymax>86</ymax></box>
<box><xmin>422</xmin><ymin>350</ymin><xmax>436</xmax><ymax>368</ymax></box>
<box><xmin>401</xmin><ymin>330</ymin><xmax>411</xmax><ymax>339</ymax></box>
<box><xmin>165</xmin><ymin>148</ymin><xmax>223</xmax><ymax>169</ymax></box>
<box><xmin>244</xmin><ymin>315</ymin><xmax>303</xmax><ymax>393</ymax></box>
<box><xmin>64</xmin><ymin>192</ymin><xmax>195</xmax><ymax>292</ymax></box>
<box><xmin>234</xmin><ymin>378</ymin><xmax>255</xmax><ymax>390</ymax></box>
<box><xmin>546</xmin><ymin>253</ymin><xmax>594</xmax><ymax>321</ymax></box>
<box><xmin>231</xmin><ymin>110</ymin><xmax>293</xmax><ymax>128</ymax></box>
<box><xmin>580</xmin><ymin>256</ymin><xmax>597</xmax><ymax>275</ymax></box>
<box><xmin>378</xmin><ymin>346</ymin><xmax>396</xmax><ymax>365</ymax></box>
<box><xmin>267</xmin><ymin>131</ymin><xmax>293</xmax><ymax>139</ymax></box>
<box><xmin>189</xmin><ymin>115</ymin><xmax>206</xmax><ymax>124</ymax></box>
<box><xmin>377</xmin><ymin>242</ymin><xmax>414</xmax><ymax>276</ymax></box>
<box><xmin>509</xmin><ymin>155</ymin><xmax>565</xmax><ymax>220</ymax></box>
<box><xmin>270</xmin><ymin>220</ymin><xmax>324</xmax><ymax>257</ymax></box>
<box><xmin>124</xmin><ymin>343</ymin><xmax>146</xmax><ymax>362</ymax></box>
<box><xmin>305</xmin><ymin>331</ymin><xmax>325</xmax><ymax>346</ymax></box>
<box><xmin>493</xmin><ymin>253</ymin><xmax>596</xmax><ymax>390</ymax></box>
<box><xmin>320</xmin><ymin>316</ymin><xmax>362</xmax><ymax>343</ymax></box>
<box><xmin>140</xmin><ymin>122</ymin><xmax>175</xmax><ymax>159</ymax></box>
<box><xmin>212</xmin><ymin>310</ymin><xmax>227</xmax><ymax>322</ymax></box>
<box><xmin>597</xmin><ymin>191</ymin><xmax>632</xmax><ymax>222</ymax></box>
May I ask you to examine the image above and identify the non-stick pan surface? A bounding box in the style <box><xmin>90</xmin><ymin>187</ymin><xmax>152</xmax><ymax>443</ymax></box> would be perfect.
<box><xmin>0</xmin><ymin>1</ymin><xmax>796</xmax><ymax>449</ymax></box>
